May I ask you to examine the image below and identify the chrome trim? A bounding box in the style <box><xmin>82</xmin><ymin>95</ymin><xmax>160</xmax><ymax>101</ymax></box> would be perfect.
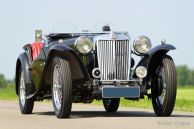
<box><xmin>100</xmin><ymin>79</ymin><xmax>139</xmax><ymax>82</ymax></box>
<box><xmin>97</xmin><ymin>40</ymin><xmax>131</xmax><ymax>81</ymax></box>
<box><xmin>92</xmin><ymin>68</ymin><xmax>101</xmax><ymax>78</ymax></box>
<box><xmin>100</xmin><ymin>79</ymin><xmax>139</xmax><ymax>85</ymax></box>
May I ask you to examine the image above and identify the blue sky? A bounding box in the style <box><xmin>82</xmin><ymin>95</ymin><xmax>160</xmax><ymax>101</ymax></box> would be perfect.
<box><xmin>0</xmin><ymin>0</ymin><xmax>194</xmax><ymax>79</ymax></box>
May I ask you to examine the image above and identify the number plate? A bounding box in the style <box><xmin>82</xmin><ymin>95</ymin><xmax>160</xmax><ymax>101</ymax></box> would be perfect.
<box><xmin>102</xmin><ymin>86</ymin><xmax>140</xmax><ymax>98</ymax></box>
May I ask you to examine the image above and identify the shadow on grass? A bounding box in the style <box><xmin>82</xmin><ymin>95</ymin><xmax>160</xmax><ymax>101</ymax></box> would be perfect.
<box><xmin>33</xmin><ymin>111</ymin><xmax>194</xmax><ymax>119</ymax></box>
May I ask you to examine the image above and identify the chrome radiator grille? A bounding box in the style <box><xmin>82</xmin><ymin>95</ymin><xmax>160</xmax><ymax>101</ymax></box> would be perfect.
<box><xmin>97</xmin><ymin>40</ymin><xmax>131</xmax><ymax>80</ymax></box>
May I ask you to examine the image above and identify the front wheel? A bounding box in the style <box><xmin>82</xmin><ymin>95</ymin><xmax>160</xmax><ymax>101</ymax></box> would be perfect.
<box><xmin>18</xmin><ymin>68</ymin><xmax>34</xmax><ymax>114</ymax></box>
<box><xmin>151</xmin><ymin>55</ymin><xmax>177</xmax><ymax>116</ymax></box>
<box><xmin>103</xmin><ymin>98</ymin><xmax>120</xmax><ymax>112</ymax></box>
<box><xmin>51</xmin><ymin>57</ymin><xmax>72</xmax><ymax>118</ymax></box>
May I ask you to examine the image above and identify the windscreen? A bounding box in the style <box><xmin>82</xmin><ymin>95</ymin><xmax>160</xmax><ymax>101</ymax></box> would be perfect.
<box><xmin>51</xmin><ymin>21</ymin><xmax>122</xmax><ymax>34</ymax></box>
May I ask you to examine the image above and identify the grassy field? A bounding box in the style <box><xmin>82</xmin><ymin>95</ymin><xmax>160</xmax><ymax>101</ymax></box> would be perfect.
<box><xmin>0</xmin><ymin>86</ymin><xmax>17</xmax><ymax>100</ymax></box>
<box><xmin>0</xmin><ymin>86</ymin><xmax>194</xmax><ymax>112</ymax></box>
<box><xmin>93</xmin><ymin>86</ymin><xmax>194</xmax><ymax>112</ymax></box>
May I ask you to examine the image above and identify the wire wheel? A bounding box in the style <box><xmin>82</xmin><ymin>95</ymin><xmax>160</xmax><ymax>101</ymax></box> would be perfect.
<box><xmin>151</xmin><ymin>55</ymin><xmax>177</xmax><ymax>116</ymax></box>
<box><xmin>51</xmin><ymin>57</ymin><xmax>72</xmax><ymax>118</ymax></box>
<box><xmin>53</xmin><ymin>64</ymin><xmax>63</xmax><ymax>110</ymax></box>
<box><xmin>19</xmin><ymin>70</ymin><xmax>26</xmax><ymax>107</ymax></box>
<box><xmin>18</xmin><ymin>67</ymin><xmax>34</xmax><ymax>114</ymax></box>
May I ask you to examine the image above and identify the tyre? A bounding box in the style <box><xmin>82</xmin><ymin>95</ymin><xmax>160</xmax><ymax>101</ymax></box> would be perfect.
<box><xmin>18</xmin><ymin>67</ymin><xmax>34</xmax><ymax>114</ymax></box>
<box><xmin>151</xmin><ymin>55</ymin><xmax>177</xmax><ymax>116</ymax></box>
<box><xmin>51</xmin><ymin>57</ymin><xmax>72</xmax><ymax>118</ymax></box>
<box><xmin>103</xmin><ymin>98</ymin><xmax>120</xmax><ymax>112</ymax></box>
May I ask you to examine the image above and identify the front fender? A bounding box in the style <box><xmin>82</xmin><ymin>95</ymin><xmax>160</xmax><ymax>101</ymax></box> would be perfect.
<box><xmin>136</xmin><ymin>44</ymin><xmax>176</xmax><ymax>78</ymax></box>
<box><xmin>15</xmin><ymin>53</ymin><xmax>35</xmax><ymax>97</ymax></box>
<box><xmin>38</xmin><ymin>44</ymin><xmax>90</xmax><ymax>93</ymax></box>
<box><xmin>148</xmin><ymin>44</ymin><xmax>176</xmax><ymax>56</ymax></box>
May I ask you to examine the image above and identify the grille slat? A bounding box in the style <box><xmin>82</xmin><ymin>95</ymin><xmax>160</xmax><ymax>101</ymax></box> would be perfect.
<box><xmin>97</xmin><ymin>40</ymin><xmax>130</xmax><ymax>80</ymax></box>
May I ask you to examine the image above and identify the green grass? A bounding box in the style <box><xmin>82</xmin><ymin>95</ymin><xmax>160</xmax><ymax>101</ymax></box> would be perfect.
<box><xmin>174</xmin><ymin>86</ymin><xmax>194</xmax><ymax>112</ymax></box>
<box><xmin>93</xmin><ymin>86</ymin><xmax>194</xmax><ymax>112</ymax></box>
<box><xmin>0</xmin><ymin>86</ymin><xmax>17</xmax><ymax>100</ymax></box>
<box><xmin>0</xmin><ymin>85</ymin><xmax>194</xmax><ymax>112</ymax></box>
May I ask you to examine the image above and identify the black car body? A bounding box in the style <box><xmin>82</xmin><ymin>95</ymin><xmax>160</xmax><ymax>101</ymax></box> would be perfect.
<box><xmin>15</xmin><ymin>27</ymin><xmax>177</xmax><ymax>118</ymax></box>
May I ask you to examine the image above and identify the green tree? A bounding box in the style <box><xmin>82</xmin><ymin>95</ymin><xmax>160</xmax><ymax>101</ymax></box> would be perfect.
<box><xmin>0</xmin><ymin>74</ymin><xmax>6</xmax><ymax>88</ymax></box>
<box><xmin>176</xmin><ymin>65</ymin><xmax>194</xmax><ymax>86</ymax></box>
<box><xmin>187</xmin><ymin>70</ymin><xmax>194</xmax><ymax>85</ymax></box>
<box><xmin>176</xmin><ymin>65</ymin><xmax>189</xmax><ymax>86</ymax></box>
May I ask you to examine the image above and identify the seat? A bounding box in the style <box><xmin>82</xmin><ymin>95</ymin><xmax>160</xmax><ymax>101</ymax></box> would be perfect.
<box><xmin>30</xmin><ymin>42</ymin><xmax>43</xmax><ymax>61</ymax></box>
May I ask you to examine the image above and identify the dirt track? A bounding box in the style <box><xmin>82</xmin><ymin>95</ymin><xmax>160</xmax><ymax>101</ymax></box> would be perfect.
<box><xmin>0</xmin><ymin>100</ymin><xmax>193</xmax><ymax>129</ymax></box>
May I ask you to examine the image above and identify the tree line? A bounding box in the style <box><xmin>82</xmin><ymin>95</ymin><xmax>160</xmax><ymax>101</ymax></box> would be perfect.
<box><xmin>176</xmin><ymin>65</ymin><xmax>194</xmax><ymax>86</ymax></box>
<box><xmin>0</xmin><ymin>65</ymin><xmax>194</xmax><ymax>88</ymax></box>
<box><xmin>0</xmin><ymin>74</ymin><xmax>14</xmax><ymax>88</ymax></box>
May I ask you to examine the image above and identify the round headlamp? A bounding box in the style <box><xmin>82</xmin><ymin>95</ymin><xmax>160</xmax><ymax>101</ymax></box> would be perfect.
<box><xmin>133</xmin><ymin>36</ymin><xmax>152</xmax><ymax>54</ymax></box>
<box><xmin>75</xmin><ymin>36</ymin><xmax>93</xmax><ymax>54</ymax></box>
<box><xmin>135</xmin><ymin>66</ymin><xmax>147</xmax><ymax>78</ymax></box>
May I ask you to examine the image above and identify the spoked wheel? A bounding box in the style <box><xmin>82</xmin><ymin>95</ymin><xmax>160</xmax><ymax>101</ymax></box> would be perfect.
<box><xmin>103</xmin><ymin>98</ymin><xmax>120</xmax><ymax>112</ymax></box>
<box><xmin>18</xmin><ymin>68</ymin><xmax>34</xmax><ymax>114</ymax></box>
<box><xmin>151</xmin><ymin>55</ymin><xmax>177</xmax><ymax>116</ymax></box>
<box><xmin>51</xmin><ymin>57</ymin><xmax>72</xmax><ymax>118</ymax></box>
